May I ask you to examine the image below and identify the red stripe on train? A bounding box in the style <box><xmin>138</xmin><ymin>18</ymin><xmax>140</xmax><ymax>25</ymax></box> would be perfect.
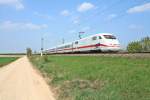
<box><xmin>55</xmin><ymin>43</ymin><xmax>120</xmax><ymax>51</ymax></box>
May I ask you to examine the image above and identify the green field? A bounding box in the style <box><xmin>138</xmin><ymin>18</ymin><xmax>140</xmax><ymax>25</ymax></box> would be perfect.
<box><xmin>31</xmin><ymin>55</ymin><xmax>150</xmax><ymax>100</ymax></box>
<box><xmin>0</xmin><ymin>57</ymin><xmax>18</xmax><ymax>67</ymax></box>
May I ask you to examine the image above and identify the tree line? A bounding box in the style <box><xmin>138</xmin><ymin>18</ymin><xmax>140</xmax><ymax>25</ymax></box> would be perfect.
<box><xmin>127</xmin><ymin>36</ymin><xmax>150</xmax><ymax>53</ymax></box>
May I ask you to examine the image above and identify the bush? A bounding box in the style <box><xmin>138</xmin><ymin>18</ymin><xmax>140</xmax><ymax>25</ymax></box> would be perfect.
<box><xmin>127</xmin><ymin>36</ymin><xmax>150</xmax><ymax>53</ymax></box>
<box><xmin>141</xmin><ymin>36</ymin><xmax>150</xmax><ymax>52</ymax></box>
<box><xmin>127</xmin><ymin>41</ymin><xmax>142</xmax><ymax>53</ymax></box>
<box><xmin>43</xmin><ymin>54</ymin><xmax>49</xmax><ymax>62</ymax></box>
<box><xmin>26</xmin><ymin>48</ymin><xmax>32</xmax><ymax>57</ymax></box>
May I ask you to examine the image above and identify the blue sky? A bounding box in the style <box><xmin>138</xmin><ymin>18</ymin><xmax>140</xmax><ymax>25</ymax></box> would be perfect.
<box><xmin>0</xmin><ymin>0</ymin><xmax>150</xmax><ymax>53</ymax></box>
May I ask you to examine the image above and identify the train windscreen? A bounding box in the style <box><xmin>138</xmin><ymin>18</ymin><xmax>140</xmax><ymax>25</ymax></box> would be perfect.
<box><xmin>103</xmin><ymin>35</ymin><xmax>116</xmax><ymax>39</ymax></box>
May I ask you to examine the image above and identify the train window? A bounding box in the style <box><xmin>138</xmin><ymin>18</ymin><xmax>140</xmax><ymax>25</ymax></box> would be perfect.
<box><xmin>75</xmin><ymin>41</ymin><xmax>78</xmax><ymax>44</ymax></box>
<box><xmin>103</xmin><ymin>35</ymin><xmax>116</xmax><ymax>39</ymax></box>
<box><xmin>65</xmin><ymin>45</ymin><xmax>68</xmax><ymax>48</ymax></box>
<box><xmin>92</xmin><ymin>36</ymin><xmax>97</xmax><ymax>40</ymax></box>
<box><xmin>99</xmin><ymin>36</ymin><xmax>102</xmax><ymax>39</ymax></box>
<box><xmin>65</xmin><ymin>45</ymin><xmax>71</xmax><ymax>48</ymax></box>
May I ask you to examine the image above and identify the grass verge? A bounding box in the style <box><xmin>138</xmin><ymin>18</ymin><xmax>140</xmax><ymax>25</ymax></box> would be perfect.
<box><xmin>0</xmin><ymin>57</ymin><xmax>18</xmax><ymax>67</ymax></box>
<box><xmin>30</xmin><ymin>55</ymin><xmax>150</xmax><ymax>100</ymax></box>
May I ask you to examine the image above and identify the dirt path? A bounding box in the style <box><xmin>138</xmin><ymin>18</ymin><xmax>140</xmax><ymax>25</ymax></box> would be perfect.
<box><xmin>0</xmin><ymin>56</ymin><xmax>55</xmax><ymax>100</ymax></box>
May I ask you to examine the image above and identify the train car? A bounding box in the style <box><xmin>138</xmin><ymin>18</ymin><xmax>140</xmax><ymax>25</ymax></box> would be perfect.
<box><xmin>45</xmin><ymin>47</ymin><xmax>56</xmax><ymax>54</ymax></box>
<box><xmin>46</xmin><ymin>33</ymin><xmax>120</xmax><ymax>54</ymax></box>
<box><xmin>55</xmin><ymin>42</ymin><xmax>73</xmax><ymax>53</ymax></box>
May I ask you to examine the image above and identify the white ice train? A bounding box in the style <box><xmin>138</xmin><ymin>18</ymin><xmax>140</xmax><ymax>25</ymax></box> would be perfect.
<box><xmin>45</xmin><ymin>33</ymin><xmax>121</xmax><ymax>54</ymax></box>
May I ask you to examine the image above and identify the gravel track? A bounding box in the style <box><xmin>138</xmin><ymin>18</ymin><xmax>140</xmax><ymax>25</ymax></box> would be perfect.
<box><xmin>51</xmin><ymin>53</ymin><xmax>150</xmax><ymax>58</ymax></box>
<box><xmin>0</xmin><ymin>56</ymin><xmax>55</xmax><ymax>100</ymax></box>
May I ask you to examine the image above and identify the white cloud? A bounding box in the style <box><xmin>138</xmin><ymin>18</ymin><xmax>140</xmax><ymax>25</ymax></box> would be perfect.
<box><xmin>61</xmin><ymin>10</ymin><xmax>70</xmax><ymax>16</ymax></box>
<box><xmin>106</xmin><ymin>14</ymin><xmax>117</xmax><ymax>20</ymax></box>
<box><xmin>0</xmin><ymin>0</ymin><xmax>24</xmax><ymax>10</ymax></box>
<box><xmin>73</xmin><ymin>20</ymin><xmax>79</xmax><ymax>24</ymax></box>
<box><xmin>77</xmin><ymin>2</ymin><xmax>95</xmax><ymax>12</ymax></box>
<box><xmin>73</xmin><ymin>17</ymin><xmax>80</xmax><ymax>24</ymax></box>
<box><xmin>129</xmin><ymin>24</ymin><xmax>143</xmax><ymax>30</ymax></box>
<box><xmin>81</xmin><ymin>26</ymin><xmax>91</xmax><ymax>32</ymax></box>
<box><xmin>127</xmin><ymin>2</ymin><xmax>150</xmax><ymax>13</ymax></box>
<box><xmin>34</xmin><ymin>12</ymin><xmax>53</xmax><ymax>20</ymax></box>
<box><xmin>71</xmin><ymin>16</ymin><xmax>80</xmax><ymax>24</ymax></box>
<box><xmin>0</xmin><ymin>21</ymin><xmax>48</xmax><ymax>32</ymax></box>
<box><xmin>68</xmin><ymin>30</ymin><xmax>76</xmax><ymax>34</ymax></box>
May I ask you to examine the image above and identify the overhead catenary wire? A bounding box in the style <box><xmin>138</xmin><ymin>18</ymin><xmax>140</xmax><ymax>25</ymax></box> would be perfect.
<box><xmin>68</xmin><ymin>0</ymin><xmax>149</xmax><ymax>42</ymax></box>
<box><xmin>111</xmin><ymin>0</ymin><xmax>150</xmax><ymax>22</ymax></box>
<box><xmin>84</xmin><ymin>0</ymin><xmax>123</xmax><ymax>21</ymax></box>
<box><xmin>83</xmin><ymin>0</ymin><xmax>150</xmax><ymax>24</ymax></box>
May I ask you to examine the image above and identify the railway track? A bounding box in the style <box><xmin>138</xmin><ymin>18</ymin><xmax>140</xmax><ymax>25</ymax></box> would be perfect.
<box><xmin>47</xmin><ymin>52</ymin><xmax>150</xmax><ymax>58</ymax></box>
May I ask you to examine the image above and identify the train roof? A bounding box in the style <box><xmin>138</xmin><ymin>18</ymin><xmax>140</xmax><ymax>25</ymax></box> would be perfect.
<box><xmin>56</xmin><ymin>42</ymin><xmax>72</xmax><ymax>47</ymax></box>
<box><xmin>75</xmin><ymin>33</ymin><xmax>114</xmax><ymax>41</ymax></box>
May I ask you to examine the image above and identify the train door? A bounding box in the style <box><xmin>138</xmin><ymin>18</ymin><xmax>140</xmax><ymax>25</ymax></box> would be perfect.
<box><xmin>72</xmin><ymin>43</ymin><xmax>73</xmax><ymax>53</ymax></box>
<box><xmin>74</xmin><ymin>41</ymin><xmax>79</xmax><ymax>52</ymax></box>
<box><xmin>91</xmin><ymin>36</ymin><xmax>98</xmax><ymax>50</ymax></box>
